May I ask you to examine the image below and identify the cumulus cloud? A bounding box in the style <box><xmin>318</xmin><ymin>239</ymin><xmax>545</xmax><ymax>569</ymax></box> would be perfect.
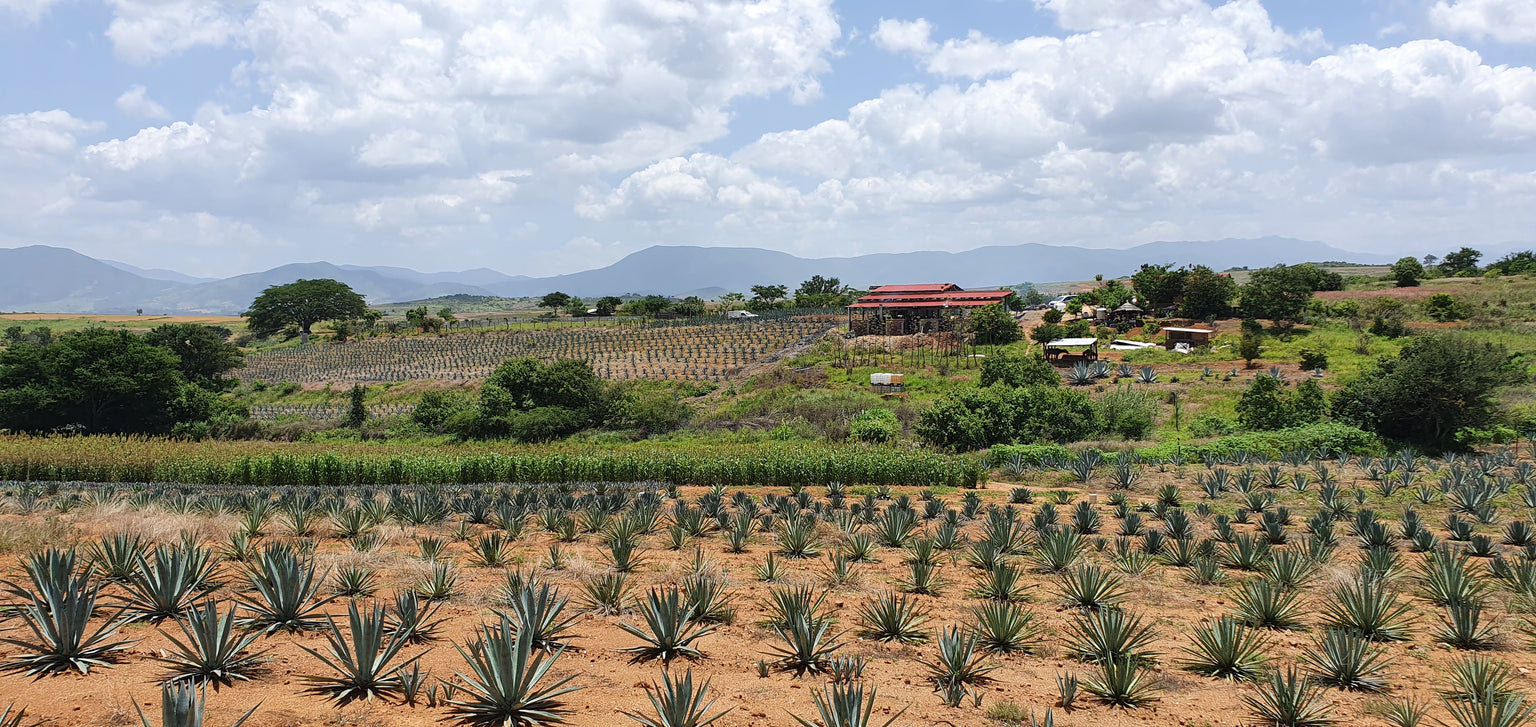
<box><xmin>1430</xmin><ymin>0</ymin><xmax>1536</xmax><ymax>44</ymax></box>
<box><xmin>114</xmin><ymin>85</ymin><xmax>172</xmax><ymax>119</ymax></box>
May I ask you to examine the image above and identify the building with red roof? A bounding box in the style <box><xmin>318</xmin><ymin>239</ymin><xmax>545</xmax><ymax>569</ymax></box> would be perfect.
<box><xmin>846</xmin><ymin>284</ymin><xmax>1015</xmax><ymax>335</ymax></box>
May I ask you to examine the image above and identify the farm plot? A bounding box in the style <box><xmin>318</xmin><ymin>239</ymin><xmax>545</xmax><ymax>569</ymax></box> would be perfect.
<box><xmin>239</xmin><ymin>316</ymin><xmax>837</xmax><ymax>384</ymax></box>
<box><xmin>7</xmin><ymin>446</ymin><xmax>1536</xmax><ymax>727</ymax></box>
<box><xmin>249</xmin><ymin>403</ymin><xmax>419</xmax><ymax>422</ymax></box>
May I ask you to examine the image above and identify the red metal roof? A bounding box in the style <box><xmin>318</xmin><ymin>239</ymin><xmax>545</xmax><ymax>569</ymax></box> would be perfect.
<box><xmin>848</xmin><ymin>286</ymin><xmax>1014</xmax><ymax>309</ymax></box>
<box><xmin>869</xmin><ymin>283</ymin><xmax>961</xmax><ymax>293</ymax></box>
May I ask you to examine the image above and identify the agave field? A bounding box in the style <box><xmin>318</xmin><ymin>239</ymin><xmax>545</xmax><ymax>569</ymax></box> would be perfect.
<box><xmin>6</xmin><ymin>446</ymin><xmax>1536</xmax><ymax>726</ymax></box>
<box><xmin>238</xmin><ymin>316</ymin><xmax>839</xmax><ymax>385</ymax></box>
<box><xmin>249</xmin><ymin>404</ymin><xmax>420</xmax><ymax>423</ymax></box>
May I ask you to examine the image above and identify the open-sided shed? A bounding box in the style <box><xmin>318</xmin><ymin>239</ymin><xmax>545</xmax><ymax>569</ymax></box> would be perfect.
<box><xmin>846</xmin><ymin>284</ymin><xmax>1015</xmax><ymax>335</ymax></box>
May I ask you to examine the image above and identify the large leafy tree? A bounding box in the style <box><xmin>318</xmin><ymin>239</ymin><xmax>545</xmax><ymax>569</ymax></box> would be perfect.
<box><xmin>244</xmin><ymin>279</ymin><xmax>367</xmax><ymax>344</ymax></box>
<box><xmin>968</xmin><ymin>303</ymin><xmax>1022</xmax><ymax>345</ymax></box>
<box><xmin>793</xmin><ymin>276</ymin><xmax>849</xmax><ymax>308</ymax></box>
<box><xmin>539</xmin><ymin>292</ymin><xmax>571</xmax><ymax>311</ymax></box>
<box><xmin>916</xmin><ymin>385</ymin><xmax>1098</xmax><ymax>451</ymax></box>
<box><xmin>1239</xmin><ymin>264</ymin><xmax>1339</xmax><ymax>325</ymax></box>
<box><xmin>143</xmin><ymin>323</ymin><xmax>244</xmax><ymax>390</ymax></box>
<box><xmin>1179</xmin><ymin>266</ymin><xmax>1237</xmax><ymax>319</ymax></box>
<box><xmin>1333</xmin><ymin>334</ymin><xmax>1524</xmax><ymax>449</ymax></box>
<box><xmin>1390</xmin><ymin>257</ymin><xmax>1424</xmax><ymax>288</ymax></box>
<box><xmin>979</xmin><ymin>351</ymin><xmax>1058</xmax><ymax>388</ymax></box>
<box><xmin>1440</xmin><ymin>247</ymin><xmax>1482</xmax><ymax>276</ymax></box>
<box><xmin>466</xmin><ymin>357</ymin><xmax>608</xmax><ymax>441</ymax></box>
<box><xmin>0</xmin><ymin>329</ymin><xmax>188</xmax><ymax>433</ymax></box>
<box><xmin>1130</xmin><ymin>264</ymin><xmax>1189</xmax><ymax>311</ymax></box>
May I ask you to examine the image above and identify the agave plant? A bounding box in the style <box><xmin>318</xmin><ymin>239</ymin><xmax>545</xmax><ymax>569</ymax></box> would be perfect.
<box><xmin>766</xmin><ymin>611</ymin><xmax>844</xmax><ymax>677</ymax></box>
<box><xmin>119</xmin><ymin>545</ymin><xmax>223</xmax><ymax>624</ymax></box>
<box><xmin>617</xmin><ymin>587</ymin><xmax>717</xmax><ymax>664</ymax></box>
<box><xmin>236</xmin><ymin>544</ymin><xmax>334</xmax><ymax>635</ymax></box>
<box><xmin>1321</xmin><ymin>576</ymin><xmax>1415</xmax><ymax>641</ymax></box>
<box><xmin>580</xmin><ymin>572</ymin><xmax>632</xmax><ymax>615</ymax></box>
<box><xmin>1179</xmin><ymin>617</ymin><xmax>1269</xmax><ymax>682</ymax></box>
<box><xmin>1231</xmin><ymin>579</ymin><xmax>1305</xmax><ymax>631</ymax></box>
<box><xmin>469</xmin><ymin>533</ymin><xmax>513</xmax><ymax>568</ymax></box>
<box><xmin>1440</xmin><ymin>695</ymin><xmax>1536</xmax><ymax>727</ymax></box>
<box><xmin>1436</xmin><ymin>603</ymin><xmax>1499</xmax><ymax>650</ymax></box>
<box><xmin>1241</xmin><ymin>667</ymin><xmax>1334</xmax><ymax>727</ymax></box>
<box><xmin>136</xmin><ymin>680</ymin><xmax>258</xmax><ymax>727</ymax></box>
<box><xmin>971</xmin><ymin>562</ymin><xmax>1031</xmax><ymax>602</ymax></box>
<box><xmin>414</xmin><ymin>562</ymin><xmax>460</xmax><ymax>601</ymax></box>
<box><xmin>85</xmin><ymin>533</ymin><xmax>148</xmax><ymax>583</ymax></box>
<box><xmin>1299</xmin><ymin>629</ymin><xmax>1390</xmax><ymax>692</ymax></box>
<box><xmin>381</xmin><ymin>590</ymin><xmax>445</xmax><ymax>645</ymax></box>
<box><xmin>856</xmin><ymin>591</ymin><xmax>929</xmax><ymax>644</ymax></box>
<box><xmin>921</xmin><ymin>626</ymin><xmax>996</xmax><ymax>692</ymax></box>
<box><xmin>507</xmin><ymin>583</ymin><xmax>580</xmax><ymax>652</ymax></box>
<box><xmin>621</xmin><ymin>669</ymin><xmax>732</xmax><ymax>727</ymax></box>
<box><xmin>967</xmin><ymin>600</ymin><xmax>1041</xmax><ymax>654</ymax></box>
<box><xmin>0</xmin><ymin>549</ymin><xmax>137</xmax><ymax>676</ymax></box>
<box><xmin>1054</xmin><ymin>564</ymin><xmax>1127</xmax><ymax>611</ymax></box>
<box><xmin>0</xmin><ymin>703</ymin><xmax>28</xmax><ymax>727</ymax></box>
<box><xmin>1064</xmin><ymin>608</ymin><xmax>1158</xmax><ymax>664</ymax></box>
<box><xmin>445</xmin><ymin>614</ymin><xmax>583</xmax><ymax>726</ymax></box>
<box><xmin>299</xmin><ymin>599</ymin><xmax>423</xmax><ymax>704</ymax></box>
<box><xmin>791</xmin><ymin>682</ymin><xmax>905</xmax><ymax>727</ymax></box>
<box><xmin>155</xmin><ymin>599</ymin><xmax>270</xmax><ymax>687</ymax></box>
<box><xmin>331</xmin><ymin>566</ymin><xmax>378</xmax><ymax>598</ymax></box>
<box><xmin>1083</xmin><ymin>657</ymin><xmax>1159</xmax><ymax>707</ymax></box>
<box><xmin>1443</xmin><ymin>655</ymin><xmax>1517</xmax><ymax>703</ymax></box>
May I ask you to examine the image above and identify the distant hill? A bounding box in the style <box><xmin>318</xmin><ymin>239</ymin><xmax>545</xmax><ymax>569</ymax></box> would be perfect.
<box><xmin>0</xmin><ymin>238</ymin><xmax>1391</xmax><ymax>314</ymax></box>
<box><xmin>480</xmin><ymin>237</ymin><xmax>1390</xmax><ymax>298</ymax></box>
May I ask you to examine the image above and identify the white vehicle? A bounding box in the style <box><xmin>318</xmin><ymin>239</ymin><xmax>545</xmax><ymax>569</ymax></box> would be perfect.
<box><xmin>1048</xmin><ymin>294</ymin><xmax>1079</xmax><ymax>312</ymax></box>
<box><xmin>725</xmin><ymin>309</ymin><xmax>759</xmax><ymax>319</ymax></box>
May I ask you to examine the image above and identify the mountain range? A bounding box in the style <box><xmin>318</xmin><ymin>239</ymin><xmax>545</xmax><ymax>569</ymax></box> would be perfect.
<box><xmin>0</xmin><ymin>238</ymin><xmax>1399</xmax><ymax>315</ymax></box>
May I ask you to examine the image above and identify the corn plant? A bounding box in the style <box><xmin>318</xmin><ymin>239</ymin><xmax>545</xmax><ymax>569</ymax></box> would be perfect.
<box><xmin>300</xmin><ymin>600</ymin><xmax>423</xmax><ymax>704</ymax></box>
<box><xmin>155</xmin><ymin>599</ymin><xmax>269</xmax><ymax>687</ymax></box>
<box><xmin>446</xmin><ymin>614</ymin><xmax>583</xmax><ymax>726</ymax></box>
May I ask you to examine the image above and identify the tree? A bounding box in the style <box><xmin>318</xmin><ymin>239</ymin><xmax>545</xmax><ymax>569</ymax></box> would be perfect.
<box><xmin>626</xmin><ymin>295</ymin><xmax>671</xmax><ymax>317</ymax></box>
<box><xmin>0</xmin><ymin>328</ymin><xmax>189</xmax><ymax>433</ymax></box>
<box><xmin>1487</xmin><ymin>251</ymin><xmax>1536</xmax><ymax>276</ymax></box>
<box><xmin>1239</xmin><ymin>265</ymin><xmax>1318</xmax><ymax>325</ymax></box>
<box><xmin>719</xmin><ymin>292</ymin><xmax>745</xmax><ymax>308</ymax></box>
<box><xmin>794</xmin><ymin>276</ymin><xmax>846</xmax><ymax>308</ymax></box>
<box><xmin>1131</xmin><ymin>264</ymin><xmax>1189</xmax><ymax>311</ymax></box>
<box><xmin>1179</xmin><ymin>266</ymin><xmax>1236</xmax><ymax>319</ymax></box>
<box><xmin>1239</xmin><ymin>332</ymin><xmax>1262</xmax><ymax>368</ymax></box>
<box><xmin>539</xmin><ymin>292</ymin><xmax>572</xmax><ymax>311</ymax></box>
<box><xmin>968</xmin><ymin>303</ymin><xmax>1022</xmax><ymax>345</ymax></box>
<box><xmin>1390</xmin><ymin>257</ymin><xmax>1424</xmax><ymax>288</ymax></box>
<box><xmin>594</xmin><ymin>296</ymin><xmax>624</xmax><ymax>317</ymax></box>
<box><xmin>1333</xmin><ymin>333</ymin><xmax>1523</xmax><ymax>449</ymax></box>
<box><xmin>244</xmin><ymin>279</ymin><xmax>367</xmax><ymax>345</ymax></box>
<box><xmin>750</xmin><ymin>285</ymin><xmax>788</xmax><ymax>304</ymax></box>
<box><xmin>343</xmin><ymin>384</ymin><xmax>368</xmax><ymax>428</ymax></box>
<box><xmin>360</xmin><ymin>309</ymin><xmax>383</xmax><ymax>333</ymax></box>
<box><xmin>466</xmin><ymin>358</ymin><xmax>608</xmax><ymax>441</ymax></box>
<box><xmin>563</xmin><ymin>297</ymin><xmax>588</xmax><ymax>317</ymax></box>
<box><xmin>1440</xmin><ymin>247</ymin><xmax>1482</xmax><ymax>277</ymax></box>
<box><xmin>143</xmin><ymin>323</ymin><xmax>244</xmax><ymax>391</ymax></box>
<box><xmin>673</xmin><ymin>296</ymin><xmax>706</xmax><ymax>317</ymax></box>
<box><xmin>437</xmin><ymin>308</ymin><xmax>457</xmax><ymax>328</ymax></box>
<box><xmin>1029</xmin><ymin>322</ymin><xmax>1064</xmax><ymax>345</ymax></box>
<box><xmin>1020</xmin><ymin>287</ymin><xmax>1047</xmax><ymax>306</ymax></box>
<box><xmin>980</xmin><ymin>351</ymin><xmax>1058</xmax><ymax>388</ymax></box>
<box><xmin>405</xmin><ymin>306</ymin><xmax>430</xmax><ymax>331</ymax></box>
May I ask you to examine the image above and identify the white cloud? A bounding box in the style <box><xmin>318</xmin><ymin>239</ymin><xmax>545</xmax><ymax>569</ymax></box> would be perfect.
<box><xmin>871</xmin><ymin>18</ymin><xmax>935</xmax><ymax>55</ymax></box>
<box><xmin>1430</xmin><ymin>0</ymin><xmax>1536</xmax><ymax>44</ymax></box>
<box><xmin>1033</xmin><ymin>0</ymin><xmax>1208</xmax><ymax>32</ymax></box>
<box><xmin>114</xmin><ymin>85</ymin><xmax>172</xmax><ymax>120</ymax></box>
<box><xmin>0</xmin><ymin>0</ymin><xmax>65</xmax><ymax>22</ymax></box>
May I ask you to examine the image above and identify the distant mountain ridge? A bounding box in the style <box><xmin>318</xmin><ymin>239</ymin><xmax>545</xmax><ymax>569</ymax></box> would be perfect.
<box><xmin>0</xmin><ymin>238</ymin><xmax>1392</xmax><ymax>315</ymax></box>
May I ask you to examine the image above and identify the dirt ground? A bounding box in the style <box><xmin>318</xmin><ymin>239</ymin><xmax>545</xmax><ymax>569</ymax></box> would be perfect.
<box><xmin>2</xmin><ymin>472</ymin><xmax>1533</xmax><ymax>727</ymax></box>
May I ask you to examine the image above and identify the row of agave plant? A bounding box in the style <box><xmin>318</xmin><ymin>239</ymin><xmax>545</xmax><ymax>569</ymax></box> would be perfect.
<box><xmin>1065</xmin><ymin>361</ymin><xmax>1162</xmax><ymax>385</ymax></box>
<box><xmin>7</xmin><ymin>469</ymin><xmax>1536</xmax><ymax>727</ymax></box>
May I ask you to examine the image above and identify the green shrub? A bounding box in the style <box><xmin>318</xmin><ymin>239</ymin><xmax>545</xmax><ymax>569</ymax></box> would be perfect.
<box><xmin>917</xmin><ymin>386</ymin><xmax>1098</xmax><ymax>452</ymax></box>
<box><xmin>1097</xmin><ymin>385</ymin><xmax>1157</xmax><ymax>440</ymax></box>
<box><xmin>1188</xmin><ymin>415</ymin><xmax>1237</xmax><ymax>438</ymax></box>
<box><xmin>849</xmin><ymin>409</ymin><xmax>901</xmax><ymax>444</ymax></box>
<box><xmin>980</xmin><ymin>352</ymin><xmax>1059</xmax><ymax>389</ymax></box>
<box><xmin>1298</xmin><ymin>347</ymin><xmax>1328</xmax><ymax>371</ymax></box>
<box><xmin>987</xmin><ymin>443</ymin><xmax>1072</xmax><ymax>466</ymax></box>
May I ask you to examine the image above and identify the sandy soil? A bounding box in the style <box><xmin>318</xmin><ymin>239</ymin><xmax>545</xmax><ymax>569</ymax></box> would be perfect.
<box><xmin>1</xmin><ymin>474</ymin><xmax>1531</xmax><ymax>727</ymax></box>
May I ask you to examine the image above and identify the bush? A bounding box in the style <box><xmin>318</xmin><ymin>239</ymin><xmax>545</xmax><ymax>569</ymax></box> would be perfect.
<box><xmin>618</xmin><ymin>386</ymin><xmax>692</xmax><ymax>436</ymax></box>
<box><xmin>1298</xmin><ymin>347</ymin><xmax>1328</xmax><ymax>371</ymax></box>
<box><xmin>917</xmin><ymin>385</ymin><xmax>1098</xmax><ymax>451</ymax></box>
<box><xmin>849</xmin><ymin>409</ymin><xmax>900</xmax><ymax>444</ymax></box>
<box><xmin>980</xmin><ymin>352</ymin><xmax>1059</xmax><ymax>389</ymax></box>
<box><xmin>509</xmin><ymin>407</ymin><xmax>586</xmax><ymax>443</ymax></box>
<box><xmin>1453</xmin><ymin>426</ymin><xmax>1520</xmax><ymax>447</ymax></box>
<box><xmin>1097</xmin><ymin>385</ymin><xmax>1158</xmax><ymax>440</ymax></box>
<box><xmin>1334</xmin><ymin>333</ymin><xmax>1524</xmax><ymax>450</ymax></box>
<box><xmin>1237</xmin><ymin>377</ymin><xmax>1328</xmax><ymax>431</ymax></box>
<box><xmin>1188</xmin><ymin>415</ymin><xmax>1238</xmax><ymax>438</ymax></box>
<box><xmin>414</xmin><ymin>390</ymin><xmax>476</xmax><ymax>433</ymax></box>
<box><xmin>1423</xmin><ymin>293</ymin><xmax>1470</xmax><ymax>322</ymax></box>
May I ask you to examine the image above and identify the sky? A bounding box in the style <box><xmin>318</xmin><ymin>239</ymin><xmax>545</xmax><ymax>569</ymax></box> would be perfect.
<box><xmin>2</xmin><ymin>0</ymin><xmax>1535</xmax><ymax>278</ymax></box>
